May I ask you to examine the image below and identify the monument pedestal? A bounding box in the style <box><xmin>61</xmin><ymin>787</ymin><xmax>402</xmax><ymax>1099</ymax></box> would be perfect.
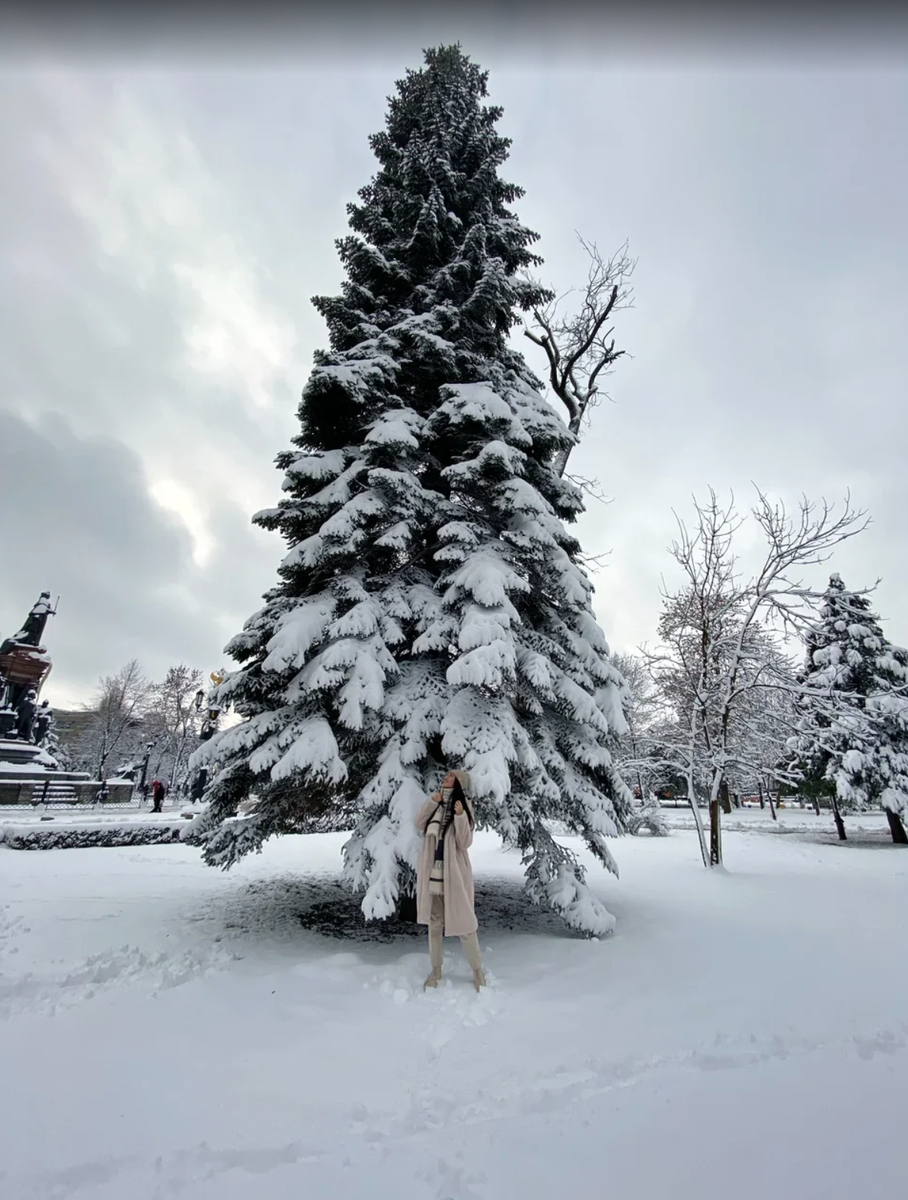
<box><xmin>0</xmin><ymin>641</ymin><xmax>51</xmax><ymax>706</ymax></box>
<box><xmin>0</xmin><ymin>737</ymin><xmax>45</xmax><ymax>767</ymax></box>
<box><xmin>0</xmin><ymin>708</ymin><xmax>17</xmax><ymax>739</ymax></box>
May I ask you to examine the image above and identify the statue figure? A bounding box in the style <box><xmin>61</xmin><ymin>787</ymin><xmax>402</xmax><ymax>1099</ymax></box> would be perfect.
<box><xmin>16</xmin><ymin>688</ymin><xmax>37</xmax><ymax>743</ymax></box>
<box><xmin>0</xmin><ymin>680</ymin><xmax>16</xmax><ymax>739</ymax></box>
<box><xmin>0</xmin><ymin>593</ymin><xmax>56</xmax><ymax>719</ymax></box>
<box><xmin>1</xmin><ymin>592</ymin><xmax>55</xmax><ymax>654</ymax></box>
<box><xmin>34</xmin><ymin>700</ymin><xmax>52</xmax><ymax>746</ymax></box>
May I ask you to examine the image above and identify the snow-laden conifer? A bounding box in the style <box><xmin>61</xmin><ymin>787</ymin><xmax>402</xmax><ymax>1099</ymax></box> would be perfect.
<box><xmin>189</xmin><ymin>46</ymin><xmax>632</xmax><ymax>932</ymax></box>
<box><xmin>788</xmin><ymin>573</ymin><xmax>908</xmax><ymax>842</ymax></box>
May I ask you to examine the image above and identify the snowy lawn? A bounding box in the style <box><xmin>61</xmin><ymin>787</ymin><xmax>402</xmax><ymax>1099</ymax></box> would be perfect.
<box><xmin>1</xmin><ymin>827</ymin><xmax>906</xmax><ymax>1200</ymax></box>
<box><xmin>661</xmin><ymin>804</ymin><xmax>896</xmax><ymax>842</ymax></box>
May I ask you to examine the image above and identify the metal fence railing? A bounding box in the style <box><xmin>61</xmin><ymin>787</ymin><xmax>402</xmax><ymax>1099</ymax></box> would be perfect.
<box><xmin>0</xmin><ymin>778</ymin><xmax>198</xmax><ymax>815</ymax></box>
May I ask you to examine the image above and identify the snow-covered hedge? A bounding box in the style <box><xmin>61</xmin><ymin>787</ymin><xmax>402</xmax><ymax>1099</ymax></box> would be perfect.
<box><xmin>0</xmin><ymin>822</ymin><xmax>188</xmax><ymax>851</ymax></box>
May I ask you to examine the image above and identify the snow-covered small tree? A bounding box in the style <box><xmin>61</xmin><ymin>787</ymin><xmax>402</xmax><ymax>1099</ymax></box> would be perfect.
<box><xmin>609</xmin><ymin>652</ymin><xmax>668</xmax><ymax>835</ymax></box>
<box><xmin>38</xmin><ymin>708</ymin><xmax>72</xmax><ymax>771</ymax></box>
<box><xmin>609</xmin><ymin>653</ymin><xmax>656</xmax><ymax>795</ymax></box>
<box><xmin>645</xmin><ymin>488</ymin><xmax>866</xmax><ymax>867</ymax></box>
<box><xmin>189</xmin><ymin>46</ymin><xmax>632</xmax><ymax>935</ymax></box>
<box><xmin>787</xmin><ymin>574</ymin><xmax>908</xmax><ymax>844</ymax></box>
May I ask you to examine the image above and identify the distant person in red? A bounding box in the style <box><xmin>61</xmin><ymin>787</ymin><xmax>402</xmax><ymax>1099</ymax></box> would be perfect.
<box><xmin>151</xmin><ymin>779</ymin><xmax>167</xmax><ymax>813</ymax></box>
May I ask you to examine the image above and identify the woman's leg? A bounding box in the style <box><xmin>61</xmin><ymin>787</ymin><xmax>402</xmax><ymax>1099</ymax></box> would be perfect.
<box><xmin>460</xmin><ymin>930</ymin><xmax>486</xmax><ymax>990</ymax></box>
<box><xmin>459</xmin><ymin>932</ymin><xmax>482</xmax><ymax>971</ymax></box>
<box><xmin>425</xmin><ymin>894</ymin><xmax>444</xmax><ymax>986</ymax></box>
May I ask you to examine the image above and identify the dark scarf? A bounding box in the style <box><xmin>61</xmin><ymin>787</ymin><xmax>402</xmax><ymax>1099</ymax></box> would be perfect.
<box><xmin>432</xmin><ymin>780</ymin><xmax>467</xmax><ymax>863</ymax></box>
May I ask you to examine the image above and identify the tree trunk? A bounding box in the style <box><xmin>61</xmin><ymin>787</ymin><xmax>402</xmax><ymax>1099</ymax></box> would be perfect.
<box><xmin>885</xmin><ymin>809</ymin><xmax>908</xmax><ymax>845</ymax></box>
<box><xmin>813</xmin><ymin>796</ymin><xmax>820</xmax><ymax>816</ymax></box>
<box><xmin>767</xmin><ymin>790</ymin><xmax>777</xmax><ymax>821</ymax></box>
<box><xmin>832</xmin><ymin>797</ymin><xmax>847</xmax><ymax>841</ymax></box>
<box><xmin>758</xmin><ymin>782</ymin><xmax>765</xmax><ymax>810</ymax></box>
<box><xmin>397</xmin><ymin>893</ymin><xmax>418</xmax><ymax>923</ymax></box>
<box><xmin>687</xmin><ymin>769</ymin><xmax>710</xmax><ymax>868</ymax></box>
<box><xmin>629</xmin><ymin>729</ymin><xmax>645</xmax><ymax>803</ymax></box>
<box><xmin>709</xmin><ymin>794</ymin><xmax>723</xmax><ymax>867</ymax></box>
<box><xmin>708</xmin><ymin>778</ymin><xmax>732</xmax><ymax>868</ymax></box>
<box><xmin>170</xmin><ymin>731</ymin><xmax>189</xmax><ymax>792</ymax></box>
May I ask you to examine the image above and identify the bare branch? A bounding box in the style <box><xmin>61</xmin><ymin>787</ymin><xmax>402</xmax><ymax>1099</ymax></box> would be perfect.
<box><xmin>523</xmin><ymin>234</ymin><xmax>635</xmax><ymax>477</ymax></box>
<box><xmin>564</xmin><ymin>472</ymin><xmax>613</xmax><ymax>507</ymax></box>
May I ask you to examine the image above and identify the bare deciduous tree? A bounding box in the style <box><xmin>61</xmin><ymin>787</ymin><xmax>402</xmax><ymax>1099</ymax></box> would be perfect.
<box><xmin>723</xmin><ymin>675</ymin><xmax>801</xmax><ymax>819</ymax></box>
<box><xmin>146</xmin><ymin>665</ymin><xmax>204</xmax><ymax>792</ymax></box>
<box><xmin>80</xmin><ymin>659</ymin><xmax>152</xmax><ymax>781</ymax></box>
<box><xmin>645</xmin><ymin>487</ymin><xmax>867</xmax><ymax>868</ymax></box>
<box><xmin>524</xmin><ymin>236</ymin><xmax>635</xmax><ymax>477</ymax></box>
<box><xmin>610</xmin><ymin>651</ymin><xmax>660</xmax><ymax>799</ymax></box>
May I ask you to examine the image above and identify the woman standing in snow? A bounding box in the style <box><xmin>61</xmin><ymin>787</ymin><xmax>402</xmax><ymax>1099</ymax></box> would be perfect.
<box><xmin>415</xmin><ymin>770</ymin><xmax>486</xmax><ymax>993</ymax></box>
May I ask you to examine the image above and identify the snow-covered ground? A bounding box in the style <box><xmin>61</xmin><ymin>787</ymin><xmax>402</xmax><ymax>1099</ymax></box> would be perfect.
<box><xmin>2</xmin><ymin>821</ymin><xmax>906</xmax><ymax>1200</ymax></box>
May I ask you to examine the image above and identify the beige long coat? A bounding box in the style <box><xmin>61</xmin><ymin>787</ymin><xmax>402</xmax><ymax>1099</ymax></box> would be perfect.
<box><xmin>414</xmin><ymin>796</ymin><xmax>478</xmax><ymax>937</ymax></box>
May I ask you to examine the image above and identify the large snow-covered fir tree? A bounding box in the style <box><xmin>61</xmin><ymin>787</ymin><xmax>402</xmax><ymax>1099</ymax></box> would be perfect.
<box><xmin>189</xmin><ymin>46</ymin><xmax>633</xmax><ymax>933</ymax></box>
<box><xmin>787</xmin><ymin>573</ymin><xmax>908</xmax><ymax>843</ymax></box>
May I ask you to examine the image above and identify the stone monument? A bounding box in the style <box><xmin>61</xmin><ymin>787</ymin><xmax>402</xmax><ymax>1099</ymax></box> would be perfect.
<box><xmin>0</xmin><ymin>593</ymin><xmax>135</xmax><ymax>806</ymax></box>
<box><xmin>0</xmin><ymin>592</ymin><xmax>56</xmax><ymax>759</ymax></box>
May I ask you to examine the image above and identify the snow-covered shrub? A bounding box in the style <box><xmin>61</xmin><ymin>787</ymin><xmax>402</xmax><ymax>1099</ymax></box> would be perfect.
<box><xmin>626</xmin><ymin>795</ymin><xmax>669</xmax><ymax>837</ymax></box>
<box><xmin>0</xmin><ymin>822</ymin><xmax>188</xmax><ymax>851</ymax></box>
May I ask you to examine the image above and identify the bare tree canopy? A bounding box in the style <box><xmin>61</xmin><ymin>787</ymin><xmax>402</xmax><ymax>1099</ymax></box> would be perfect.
<box><xmin>79</xmin><ymin>658</ymin><xmax>152</xmax><ymax>781</ymax></box>
<box><xmin>645</xmin><ymin>486</ymin><xmax>868</xmax><ymax>868</ymax></box>
<box><xmin>524</xmin><ymin>236</ymin><xmax>635</xmax><ymax>478</ymax></box>
<box><xmin>65</xmin><ymin>661</ymin><xmax>206</xmax><ymax>793</ymax></box>
<box><xmin>146</xmin><ymin>665</ymin><xmax>204</xmax><ymax>791</ymax></box>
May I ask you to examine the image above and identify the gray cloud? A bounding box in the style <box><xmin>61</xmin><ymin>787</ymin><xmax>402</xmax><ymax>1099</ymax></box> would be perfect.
<box><xmin>0</xmin><ymin>409</ymin><xmax>280</xmax><ymax>704</ymax></box>
<box><xmin>1</xmin><ymin>48</ymin><xmax>907</xmax><ymax>704</ymax></box>
<box><xmin>3</xmin><ymin>11</ymin><xmax>907</xmax><ymax>72</ymax></box>
<box><xmin>0</xmin><ymin>411</ymin><xmax>191</xmax><ymax>685</ymax></box>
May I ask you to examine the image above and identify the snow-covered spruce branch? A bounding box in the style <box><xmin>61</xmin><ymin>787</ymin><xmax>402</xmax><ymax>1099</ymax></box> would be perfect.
<box><xmin>524</xmin><ymin>236</ymin><xmax>635</xmax><ymax>478</ymax></box>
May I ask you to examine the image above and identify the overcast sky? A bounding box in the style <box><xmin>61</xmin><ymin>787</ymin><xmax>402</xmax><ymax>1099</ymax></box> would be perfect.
<box><xmin>1</xmin><ymin>14</ymin><xmax>907</xmax><ymax>708</ymax></box>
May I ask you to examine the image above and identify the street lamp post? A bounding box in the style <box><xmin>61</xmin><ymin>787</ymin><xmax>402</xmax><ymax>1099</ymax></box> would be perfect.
<box><xmin>137</xmin><ymin>739</ymin><xmax>155</xmax><ymax>804</ymax></box>
<box><xmin>191</xmin><ymin>671</ymin><xmax>225</xmax><ymax>803</ymax></box>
